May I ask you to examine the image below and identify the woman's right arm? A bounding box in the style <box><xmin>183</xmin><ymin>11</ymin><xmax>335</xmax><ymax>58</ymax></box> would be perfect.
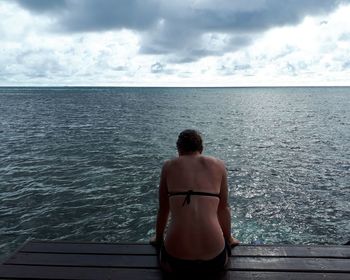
<box><xmin>217</xmin><ymin>165</ymin><xmax>232</xmax><ymax>242</ymax></box>
<box><xmin>217</xmin><ymin>162</ymin><xmax>239</xmax><ymax>246</ymax></box>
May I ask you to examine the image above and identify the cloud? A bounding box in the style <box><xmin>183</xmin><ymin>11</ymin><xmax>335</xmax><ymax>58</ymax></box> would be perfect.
<box><xmin>340</xmin><ymin>33</ymin><xmax>350</xmax><ymax>41</ymax></box>
<box><xmin>12</xmin><ymin>0</ymin><xmax>350</xmax><ymax>63</ymax></box>
<box><xmin>343</xmin><ymin>61</ymin><xmax>350</xmax><ymax>69</ymax></box>
<box><xmin>15</xmin><ymin>0</ymin><xmax>159</xmax><ymax>31</ymax></box>
<box><xmin>15</xmin><ymin>0</ymin><xmax>67</xmax><ymax>13</ymax></box>
<box><xmin>0</xmin><ymin>47</ymin><xmax>66</xmax><ymax>85</ymax></box>
<box><xmin>150</xmin><ymin>62</ymin><xmax>174</xmax><ymax>74</ymax></box>
<box><xmin>2</xmin><ymin>1</ymin><xmax>349</xmax><ymax>86</ymax></box>
<box><xmin>16</xmin><ymin>49</ymin><xmax>66</xmax><ymax>77</ymax></box>
<box><xmin>219</xmin><ymin>64</ymin><xmax>252</xmax><ymax>76</ymax></box>
<box><xmin>150</xmin><ymin>62</ymin><xmax>164</xmax><ymax>73</ymax></box>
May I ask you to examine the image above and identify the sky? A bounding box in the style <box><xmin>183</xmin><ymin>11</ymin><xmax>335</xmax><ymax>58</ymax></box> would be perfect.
<box><xmin>1</xmin><ymin>0</ymin><xmax>350</xmax><ymax>86</ymax></box>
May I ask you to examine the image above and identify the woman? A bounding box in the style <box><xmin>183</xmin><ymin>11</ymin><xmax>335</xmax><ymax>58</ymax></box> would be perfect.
<box><xmin>151</xmin><ymin>129</ymin><xmax>239</xmax><ymax>275</ymax></box>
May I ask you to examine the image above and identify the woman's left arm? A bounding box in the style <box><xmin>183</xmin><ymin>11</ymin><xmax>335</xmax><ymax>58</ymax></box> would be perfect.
<box><xmin>153</xmin><ymin>162</ymin><xmax>170</xmax><ymax>245</ymax></box>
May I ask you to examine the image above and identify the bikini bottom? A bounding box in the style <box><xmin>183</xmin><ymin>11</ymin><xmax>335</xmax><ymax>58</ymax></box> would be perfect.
<box><xmin>159</xmin><ymin>243</ymin><xmax>230</xmax><ymax>277</ymax></box>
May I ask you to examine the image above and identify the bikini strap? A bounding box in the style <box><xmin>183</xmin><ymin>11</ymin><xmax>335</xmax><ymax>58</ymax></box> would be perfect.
<box><xmin>168</xmin><ymin>190</ymin><xmax>220</xmax><ymax>206</ymax></box>
<box><xmin>182</xmin><ymin>190</ymin><xmax>193</xmax><ymax>206</ymax></box>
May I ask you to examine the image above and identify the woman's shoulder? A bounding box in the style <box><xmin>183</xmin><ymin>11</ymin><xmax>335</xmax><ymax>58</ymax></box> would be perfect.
<box><xmin>161</xmin><ymin>157</ymin><xmax>178</xmax><ymax>169</ymax></box>
<box><xmin>201</xmin><ymin>155</ymin><xmax>226</xmax><ymax>167</ymax></box>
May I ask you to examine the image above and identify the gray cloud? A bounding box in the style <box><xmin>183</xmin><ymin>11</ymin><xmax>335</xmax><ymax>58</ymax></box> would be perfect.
<box><xmin>151</xmin><ymin>62</ymin><xmax>164</xmax><ymax>73</ymax></box>
<box><xmin>15</xmin><ymin>0</ymin><xmax>159</xmax><ymax>31</ymax></box>
<box><xmin>218</xmin><ymin>63</ymin><xmax>252</xmax><ymax>76</ymax></box>
<box><xmin>212</xmin><ymin>1</ymin><xmax>341</xmax><ymax>31</ymax></box>
<box><xmin>150</xmin><ymin>62</ymin><xmax>174</xmax><ymax>74</ymax></box>
<box><xmin>111</xmin><ymin>66</ymin><xmax>128</xmax><ymax>71</ymax></box>
<box><xmin>342</xmin><ymin>61</ymin><xmax>350</xmax><ymax>70</ymax></box>
<box><xmin>15</xmin><ymin>0</ymin><xmax>67</xmax><ymax>13</ymax></box>
<box><xmin>13</xmin><ymin>0</ymin><xmax>350</xmax><ymax>62</ymax></box>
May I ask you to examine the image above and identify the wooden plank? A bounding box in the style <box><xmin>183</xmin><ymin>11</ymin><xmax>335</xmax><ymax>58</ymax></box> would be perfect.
<box><xmin>232</xmin><ymin>245</ymin><xmax>350</xmax><ymax>258</ymax></box>
<box><xmin>0</xmin><ymin>265</ymin><xmax>162</xmax><ymax>280</ymax></box>
<box><xmin>2</xmin><ymin>241</ymin><xmax>349</xmax><ymax>280</ymax></box>
<box><xmin>5</xmin><ymin>253</ymin><xmax>159</xmax><ymax>268</ymax></box>
<box><xmin>229</xmin><ymin>257</ymin><xmax>350</xmax><ymax>273</ymax></box>
<box><xmin>227</xmin><ymin>271</ymin><xmax>350</xmax><ymax>280</ymax></box>
<box><xmin>21</xmin><ymin>241</ymin><xmax>350</xmax><ymax>258</ymax></box>
<box><xmin>0</xmin><ymin>265</ymin><xmax>349</xmax><ymax>280</ymax></box>
<box><xmin>21</xmin><ymin>241</ymin><xmax>157</xmax><ymax>255</ymax></box>
<box><xmin>5</xmin><ymin>252</ymin><xmax>350</xmax><ymax>273</ymax></box>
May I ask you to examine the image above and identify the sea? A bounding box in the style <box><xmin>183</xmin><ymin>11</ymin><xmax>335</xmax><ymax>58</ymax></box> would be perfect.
<box><xmin>0</xmin><ymin>86</ymin><xmax>349</xmax><ymax>260</ymax></box>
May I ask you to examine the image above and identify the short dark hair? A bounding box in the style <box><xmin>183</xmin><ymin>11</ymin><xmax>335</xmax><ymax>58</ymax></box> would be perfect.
<box><xmin>176</xmin><ymin>129</ymin><xmax>203</xmax><ymax>153</ymax></box>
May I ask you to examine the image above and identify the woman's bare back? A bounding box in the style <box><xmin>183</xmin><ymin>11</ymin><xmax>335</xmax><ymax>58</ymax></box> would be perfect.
<box><xmin>164</xmin><ymin>154</ymin><xmax>227</xmax><ymax>259</ymax></box>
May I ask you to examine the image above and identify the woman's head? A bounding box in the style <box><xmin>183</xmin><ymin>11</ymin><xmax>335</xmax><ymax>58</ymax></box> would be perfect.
<box><xmin>176</xmin><ymin>129</ymin><xmax>203</xmax><ymax>154</ymax></box>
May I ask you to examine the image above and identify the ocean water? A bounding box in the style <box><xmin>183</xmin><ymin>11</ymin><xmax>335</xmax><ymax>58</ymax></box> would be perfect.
<box><xmin>0</xmin><ymin>87</ymin><xmax>349</xmax><ymax>259</ymax></box>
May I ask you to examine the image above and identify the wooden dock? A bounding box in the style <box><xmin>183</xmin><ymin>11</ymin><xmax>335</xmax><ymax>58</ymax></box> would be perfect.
<box><xmin>0</xmin><ymin>240</ymin><xmax>349</xmax><ymax>279</ymax></box>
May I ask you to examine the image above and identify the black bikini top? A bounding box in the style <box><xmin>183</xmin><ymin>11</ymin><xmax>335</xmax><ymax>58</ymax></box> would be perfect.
<box><xmin>168</xmin><ymin>189</ymin><xmax>220</xmax><ymax>206</ymax></box>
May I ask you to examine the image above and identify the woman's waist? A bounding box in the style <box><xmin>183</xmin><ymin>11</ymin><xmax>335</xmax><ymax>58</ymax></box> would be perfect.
<box><xmin>165</xmin><ymin>222</ymin><xmax>225</xmax><ymax>259</ymax></box>
<box><xmin>166</xmin><ymin>220</ymin><xmax>224</xmax><ymax>240</ymax></box>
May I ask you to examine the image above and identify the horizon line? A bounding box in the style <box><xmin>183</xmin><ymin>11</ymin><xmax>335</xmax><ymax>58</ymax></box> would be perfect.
<box><xmin>1</xmin><ymin>85</ymin><xmax>350</xmax><ymax>88</ymax></box>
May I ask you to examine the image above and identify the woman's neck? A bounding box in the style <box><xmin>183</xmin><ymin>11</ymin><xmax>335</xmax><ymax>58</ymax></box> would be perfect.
<box><xmin>178</xmin><ymin>151</ymin><xmax>201</xmax><ymax>156</ymax></box>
